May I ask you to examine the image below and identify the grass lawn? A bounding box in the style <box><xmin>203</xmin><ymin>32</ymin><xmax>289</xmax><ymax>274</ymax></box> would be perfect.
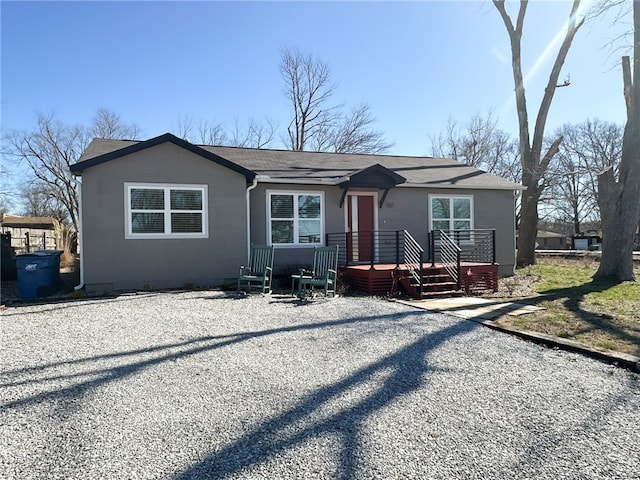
<box><xmin>491</xmin><ymin>257</ymin><xmax>640</xmax><ymax>357</ymax></box>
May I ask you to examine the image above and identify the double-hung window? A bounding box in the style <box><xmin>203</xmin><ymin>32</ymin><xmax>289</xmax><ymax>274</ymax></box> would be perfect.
<box><xmin>125</xmin><ymin>183</ymin><xmax>208</xmax><ymax>238</ymax></box>
<box><xmin>268</xmin><ymin>191</ymin><xmax>323</xmax><ymax>246</ymax></box>
<box><xmin>429</xmin><ymin>195</ymin><xmax>473</xmax><ymax>232</ymax></box>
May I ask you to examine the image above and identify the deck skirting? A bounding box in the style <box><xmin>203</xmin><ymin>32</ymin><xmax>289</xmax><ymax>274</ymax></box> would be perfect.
<box><xmin>339</xmin><ymin>263</ymin><xmax>499</xmax><ymax>298</ymax></box>
<box><xmin>339</xmin><ymin>266</ymin><xmax>396</xmax><ymax>296</ymax></box>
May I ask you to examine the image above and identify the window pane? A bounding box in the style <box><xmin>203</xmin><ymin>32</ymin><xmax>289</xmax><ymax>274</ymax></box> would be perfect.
<box><xmin>131</xmin><ymin>189</ymin><xmax>164</xmax><ymax>210</ymax></box>
<box><xmin>454</xmin><ymin>220</ymin><xmax>471</xmax><ymax>230</ymax></box>
<box><xmin>299</xmin><ymin>220</ymin><xmax>321</xmax><ymax>243</ymax></box>
<box><xmin>433</xmin><ymin>220</ymin><xmax>449</xmax><ymax>231</ymax></box>
<box><xmin>271</xmin><ymin>195</ymin><xmax>294</xmax><ymax>219</ymax></box>
<box><xmin>432</xmin><ymin>198</ymin><xmax>450</xmax><ymax>219</ymax></box>
<box><xmin>171</xmin><ymin>190</ymin><xmax>202</xmax><ymax>210</ymax></box>
<box><xmin>171</xmin><ymin>213</ymin><xmax>202</xmax><ymax>233</ymax></box>
<box><xmin>271</xmin><ymin>220</ymin><xmax>294</xmax><ymax>243</ymax></box>
<box><xmin>453</xmin><ymin>198</ymin><xmax>471</xmax><ymax>219</ymax></box>
<box><xmin>298</xmin><ymin>195</ymin><xmax>320</xmax><ymax>219</ymax></box>
<box><xmin>132</xmin><ymin>212</ymin><xmax>164</xmax><ymax>233</ymax></box>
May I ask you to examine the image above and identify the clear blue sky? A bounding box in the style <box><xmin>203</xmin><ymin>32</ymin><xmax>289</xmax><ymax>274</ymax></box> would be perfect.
<box><xmin>1</xmin><ymin>0</ymin><xmax>631</xmax><ymax>161</ymax></box>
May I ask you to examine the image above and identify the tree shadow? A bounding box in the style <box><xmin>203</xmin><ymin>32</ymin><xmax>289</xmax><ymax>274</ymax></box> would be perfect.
<box><xmin>506</xmin><ymin>374</ymin><xmax>639</xmax><ymax>477</ymax></box>
<box><xmin>171</xmin><ymin>319</ymin><xmax>474</xmax><ymax>480</ymax></box>
<box><xmin>513</xmin><ymin>278</ymin><xmax>640</xmax><ymax>348</ymax></box>
<box><xmin>0</xmin><ymin>290</ymin><xmax>177</xmax><ymax>317</ymax></box>
<box><xmin>1</xmin><ymin>308</ymin><xmax>432</xmax><ymax>411</ymax></box>
<box><xmin>1</xmin><ymin>305</ymin><xmax>473</xmax><ymax>479</ymax></box>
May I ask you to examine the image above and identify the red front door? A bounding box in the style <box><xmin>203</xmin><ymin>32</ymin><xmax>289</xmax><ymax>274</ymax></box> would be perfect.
<box><xmin>347</xmin><ymin>195</ymin><xmax>375</xmax><ymax>262</ymax></box>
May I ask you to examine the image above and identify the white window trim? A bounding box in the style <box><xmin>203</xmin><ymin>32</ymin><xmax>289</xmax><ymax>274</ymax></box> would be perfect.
<box><xmin>267</xmin><ymin>190</ymin><xmax>325</xmax><ymax>247</ymax></box>
<box><xmin>124</xmin><ymin>182</ymin><xmax>208</xmax><ymax>239</ymax></box>
<box><xmin>428</xmin><ymin>194</ymin><xmax>474</xmax><ymax>232</ymax></box>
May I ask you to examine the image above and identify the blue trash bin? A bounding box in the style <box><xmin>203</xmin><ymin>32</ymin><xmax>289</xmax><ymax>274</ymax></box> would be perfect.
<box><xmin>33</xmin><ymin>250</ymin><xmax>63</xmax><ymax>288</ymax></box>
<box><xmin>15</xmin><ymin>253</ymin><xmax>60</xmax><ymax>299</ymax></box>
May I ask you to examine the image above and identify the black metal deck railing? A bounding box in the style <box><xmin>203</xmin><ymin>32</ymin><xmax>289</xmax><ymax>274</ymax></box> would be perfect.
<box><xmin>325</xmin><ymin>231</ymin><xmax>421</xmax><ymax>267</ymax></box>
<box><xmin>327</xmin><ymin>229</ymin><xmax>495</xmax><ymax>294</ymax></box>
<box><xmin>438</xmin><ymin>231</ymin><xmax>461</xmax><ymax>290</ymax></box>
<box><xmin>428</xmin><ymin>229</ymin><xmax>496</xmax><ymax>265</ymax></box>
<box><xmin>326</xmin><ymin>229</ymin><xmax>425</xmax><ymax>294</ymax></box>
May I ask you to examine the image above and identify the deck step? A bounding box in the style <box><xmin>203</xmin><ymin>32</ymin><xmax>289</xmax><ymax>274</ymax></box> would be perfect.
<box><xmin>410</xmin><ymin>281</ymin><xmax>458</xmax><ymax>291</ymax></box>
<box><xmin>421</xmin><ymin>275</ymin><xmax>453</xmax><ymax>283</ymax></box>
<box><xmin>417</xmin><ymin>290</ymin><xmax>465</xmax><ymax>299</ymax></box>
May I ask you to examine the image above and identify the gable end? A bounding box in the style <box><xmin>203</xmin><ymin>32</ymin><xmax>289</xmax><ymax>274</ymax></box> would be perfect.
<box><xmin>70</xmin><ymin>133</ymin><xmax>256</xmax><ymax>182</ymax></box>
<box><xmin>339</xmin><ymin>164</ymin><xmax>406</xmax><ymax>189</ymax></box>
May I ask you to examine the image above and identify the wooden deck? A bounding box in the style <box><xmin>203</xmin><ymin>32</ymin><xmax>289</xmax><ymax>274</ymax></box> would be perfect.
<box><xmin>339</xmin><ymin>263</ymin><xmax>499</xmax><ymax>297</ymax></box>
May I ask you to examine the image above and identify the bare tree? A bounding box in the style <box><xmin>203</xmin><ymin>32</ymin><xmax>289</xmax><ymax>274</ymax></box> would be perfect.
<box><xmin>175</xmin><ymin>115</ymin><xmax>228</xmax><ymax>145</ymax></box>
<box><xmin>0</xmin><ymin>195</ymin><xmax>12</xmax><ymax>216</ymax></box>
<box><xmin>324</xmin><ymin>105</ymin><xmax>393</xmax><ymax>154</ymax></box>
<box><xmin>280</xmin><ymin>48</ymin><xmax>338</xmax><ymax>151</ymax></box>
<box><xmin>4</xmin><ymin>109</ymin><xmax>139</xmax><ymax>253</ymax></box>
<box><xmin>91</xmin><ymin>107</ymin><xmax>141</xmax><ymax>139</ymax></box>
<box><xmin>493</xmin><ymin>0</ymin><xmax>586</xmax><ymax>267</ymax></box>
<box><xmin>175</xmin><ymin>114</ymin><xmax>195</xmax><ymax>141</ymax></box>
<box><xmin>20</xmin><ymin>182</ymin><xmax>68</xmax><ymax>220</ymax></box>
<box><xmin>5</xmin><ymin>113</ymin><xmax>84</xmax><ymax>241</ymax></box>
<box><xmin>230</xmin><ymin>117</ymin><xmax>277</xmax><ymax>149</ymax></box>
<box><xmin>546</xmin><ymin>119</ymin><xmax>623</xmax><ymax>234</ymax></box>
<box><xmin>429</xmin><ymin>112</ymin><xmax>521</xmax><ymax>183</ymax></box>
<box><xmin>175</xmin><ymin>115</ymin><xmax>277</xmax><ymax>148</ymax></box>
<box><xmin>280</xmin><ymin>48</ymin><xmax>391</xmax><ymax>153</ymax></box>
<box><xmin>196</xmin><ymin>119</ymin><xmax>229</xmax><ymax>146</ymax></box>
<box><xmin>0</xmin><ymin>162</ymin><xmax>17</xmax><ymax>215</ymax></box>
<box><xmin>595</xmin><ymin>1</ymin><xmax>640</xmax><ymax>282</ymax></box>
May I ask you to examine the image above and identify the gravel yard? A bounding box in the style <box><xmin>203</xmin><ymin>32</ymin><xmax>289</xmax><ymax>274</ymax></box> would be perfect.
<box><xmin>1</xmin><ymin>291</ymin><xmax>639</xmax><ymax>480</ymax></box>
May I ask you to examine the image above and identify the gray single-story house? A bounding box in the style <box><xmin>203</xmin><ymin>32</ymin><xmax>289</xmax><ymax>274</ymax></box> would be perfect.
<box><xmin>534</xmin><ymin>230</ymin><xmax>570</xmax><ymax>250</ymax></box>
<box><xmin>70</xmin><ymin>133</ymin><xmax>523</xmax><ymax>295</ymax></box>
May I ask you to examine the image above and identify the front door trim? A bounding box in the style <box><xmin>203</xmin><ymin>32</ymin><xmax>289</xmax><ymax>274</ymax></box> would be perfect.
<box><xmin>344</xmin><ymin>191</ymin><xmax>379</xmax><ymax>233</ymax></box>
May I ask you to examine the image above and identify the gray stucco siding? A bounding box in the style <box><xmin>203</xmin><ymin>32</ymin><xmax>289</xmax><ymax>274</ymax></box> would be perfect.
<box><xmin>393</xmin><ymin>187</ymin><xmax>516</xmax><ymax>276</ymax></box>
<box><xmin>249</xmin><ymin>184</ymin><xmax>344</xmax><ymax>272</ymax></box>
<box><xmin>469</xmin><ymin>189</ymin><xmax>517</xmax><ymax>276</ymax></box>
<box><xmin>249</xmin><ymin>183</ymin><xmax>516</xmax><ymax>277</ymax></box>
<box><xmin>80</xmin><ymin>143</ymin><xmax>248</xmax><ymax>293</ymax></box>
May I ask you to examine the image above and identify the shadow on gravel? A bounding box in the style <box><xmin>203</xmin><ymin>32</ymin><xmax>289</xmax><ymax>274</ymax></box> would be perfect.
<box><xmin>0</xmin><ymin>291</ymin><xmax>171</xmax><ymax>317</ymax></box>
<box><xmin>172</xmin><ymin>317</ymin><xmax>476</xmax><ymax>480</ymax></box>
<box><xmin>1</xmin><ymin>306</ymin><xmax>475</xmax><ymax>480</ymax></box>
<box><xmin>512</xmin><ymin>381</ymin><xmax>639</xmax><ymax>474</ymax></box>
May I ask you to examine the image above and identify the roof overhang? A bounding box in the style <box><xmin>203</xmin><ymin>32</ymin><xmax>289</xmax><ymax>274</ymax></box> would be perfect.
<box><xmin>334</xmin><ymin>164</ymin><xmax>407</xmax><ymax>208</ymax></box>
<box><xmin>337</xmin><ymin>164</ymin><xmax>406</xmax><ymax>189</ymax></box>
<box><xmin>396</xmin><ymin>183</ymin><xmax>526</xmax><ymax>191</ymax></box>
<box><xmin>0</xmin><ymin>215</ymin><xmax>58</xmax><ymax>229</ymax></box>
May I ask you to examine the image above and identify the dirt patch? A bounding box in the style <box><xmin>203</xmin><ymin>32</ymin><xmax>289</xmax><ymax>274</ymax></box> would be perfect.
<box><xmin>482</xmin><ymin>273</ymin><xmax>541</xmax><ymax>299</ymax></box>
<box><xmin>1</xmin><ymin>267</ymin><xmax>80</xmax><ymax>306</ymax></box>
<box><xmin>479</xmin><ymin>261</ymin><xmax>640</xmax><ymax>357</ymax></box>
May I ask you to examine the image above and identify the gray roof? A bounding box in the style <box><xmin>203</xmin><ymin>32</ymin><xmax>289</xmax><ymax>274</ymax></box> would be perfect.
<box><xmin>536</xmin><ymin>230</ymin><xmax>567</xmax><ymax>238</ymax></box>
<box><xmin>76</xmin><ymin>135</ymin><xmax>523</xmax><ymax>191</ymax></box>
<box><xmin>0</xmin><ymin>214</ymin><xmax>58</xmax><ymax>229</ymax></box>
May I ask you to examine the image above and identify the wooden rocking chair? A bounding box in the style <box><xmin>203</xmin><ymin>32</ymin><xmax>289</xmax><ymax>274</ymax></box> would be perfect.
<box><xmin>296</xmin><ymin>245</ymin><xmax>339</xmax><ymax>298</ymax></box>
<box><xmin>238</xmin><ymin>245</ymin><xmax>275</xmax><ymax>294</ymax></box>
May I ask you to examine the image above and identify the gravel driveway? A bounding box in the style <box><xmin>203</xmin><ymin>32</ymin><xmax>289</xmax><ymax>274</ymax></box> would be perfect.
<box><xmin>1</xmin><ymin>291</ymin><xmax>639</xmax><ymax>480</ymax></box>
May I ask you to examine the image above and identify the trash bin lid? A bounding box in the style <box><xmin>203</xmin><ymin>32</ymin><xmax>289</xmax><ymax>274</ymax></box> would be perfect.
<box><xmin>33</xmin><ymin>250</ymin><xmax>64</xmax><ymax>256</ymax></box>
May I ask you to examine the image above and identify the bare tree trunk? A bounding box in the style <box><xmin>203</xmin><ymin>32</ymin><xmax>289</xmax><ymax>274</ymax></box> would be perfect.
<box><xmin>493</xmin><ymin>0</ymin><xmax>585</xmax><ymax>268</ymax></box>
<box><xmin>517</xmin><ymin>185</ymin><xmax>539</xmax><ymax>266</ymax></box>
<box><xmin>595</xmin><ymin>4</ymin><xmax>640</xmax><ymax>282</ymax></box>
